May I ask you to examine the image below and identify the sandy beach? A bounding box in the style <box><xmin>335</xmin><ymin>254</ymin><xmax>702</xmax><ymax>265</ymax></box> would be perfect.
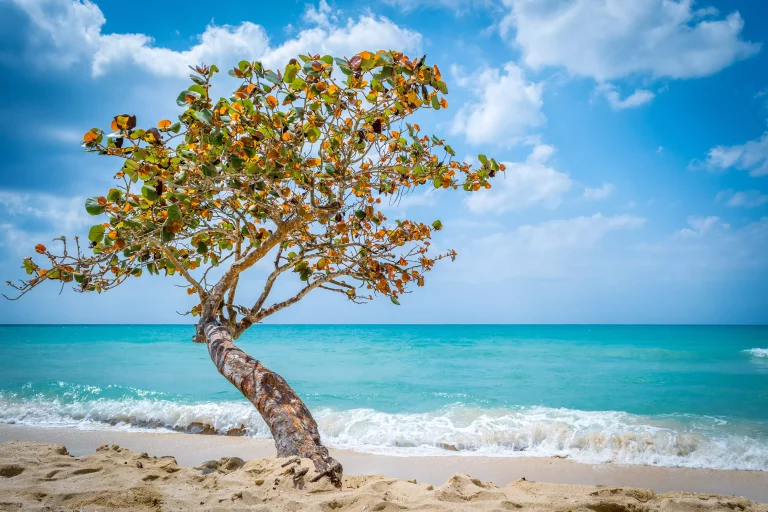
<box><xmin>1</xmin><ymin>424</ymin><xmax>767</xmax><ymax>511</ymax></box>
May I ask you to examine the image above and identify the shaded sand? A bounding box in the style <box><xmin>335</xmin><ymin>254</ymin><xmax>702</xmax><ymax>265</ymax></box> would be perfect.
<box><xmin>1</xmin><ymin>440</ymin><xmax>767</xmax><ymax>512</ymax></box>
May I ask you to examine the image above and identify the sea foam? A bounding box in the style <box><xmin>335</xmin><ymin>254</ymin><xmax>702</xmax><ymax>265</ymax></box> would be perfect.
<box><xmin>743</xmin><ymin>348</ymin><xmax>768</xmax><ymax>358</ymax></box>
<box><xmin>1</xmin><ymin>384</ymin><xmax>767</xmax><ymax>471</ymax></box>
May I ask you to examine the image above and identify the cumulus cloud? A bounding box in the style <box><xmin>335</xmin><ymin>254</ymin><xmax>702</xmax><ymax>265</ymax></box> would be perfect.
<box><xmin>465</xmin><ymin>144</ymin><xmax>572</xmax><ymax>214</ymax></box>
<box><xmin>583</xmin><ymin>183</ymin><xmax>614</xmax><ymax>200</ymax></box>
<box><xmin>696</xmin><ymin>130</ymin><xmax>768</xmax><ymax>177</ymax></box>
<box><xmin>10</xmin><ymin>0</ymin><xmax>422</xmax><ymax>78</ymax></box>
<box><xmin>593</xmin><ymin>84</ymin><xmax>655</xmax><ymax>110</ymax></box>
<box><xmin>450</xmin><ymin>62</ymin><xmax>545</xmax><ymax>145</ymax></box>
<box><xmin>716</xmin><ymin>189</ymin><xmax>768</xmax><ymax>208</ymax></box>
<box><xmin>500</xmin><ymin>0</ymin><xmax>760</xmax><ymax>82</ymax></box>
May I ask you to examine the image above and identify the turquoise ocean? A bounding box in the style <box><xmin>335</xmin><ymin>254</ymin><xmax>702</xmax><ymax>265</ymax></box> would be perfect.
<box><xmin>1</xmin><ymin>325</ymin><xmax>767</xmax><ymax>471</ymax></box>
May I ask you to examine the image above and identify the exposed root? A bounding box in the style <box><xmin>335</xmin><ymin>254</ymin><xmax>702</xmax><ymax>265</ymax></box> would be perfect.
<box><xmin>309</xmin><ymin>454</ymin><xmax>343</xmax><ymax>488</ymax></box>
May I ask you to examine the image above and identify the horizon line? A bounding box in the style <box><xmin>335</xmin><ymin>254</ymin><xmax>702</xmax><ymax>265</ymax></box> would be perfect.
<box><xmin>1</xmin><ymin>323</ymin><xmax>766</xmax><ymax>327</ymax></box>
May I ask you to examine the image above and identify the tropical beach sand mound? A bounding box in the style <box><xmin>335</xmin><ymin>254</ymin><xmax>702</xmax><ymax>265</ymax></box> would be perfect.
<box><xmin>1</xmin><ymin>441</ymin><xmax>766</xmax><ymax>512</ymax></box>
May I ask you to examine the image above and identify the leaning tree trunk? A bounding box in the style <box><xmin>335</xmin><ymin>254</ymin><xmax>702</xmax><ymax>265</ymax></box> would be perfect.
<box><xmin>203</xmin><ymin>322</ymin><xmax>343</xmax><ymax>486</ymax></box>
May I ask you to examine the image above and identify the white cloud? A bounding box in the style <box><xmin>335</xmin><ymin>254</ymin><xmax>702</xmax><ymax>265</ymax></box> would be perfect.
<box><xmin>593</xmin><ymin>83</ymin><xmax>655</xmax><ymax>110</ymax></box>
<box><xmin>450</xmin><ymin>62</ymin><xmax>545</xmax><ymax>145</ymax></box>
<box><xmin>45</xmin><ymin>127</ymin><xmax>85</xmax><ymax>144</ymax></box>
<box><xmin>10</xmin><ymin>0</ymin><xmax>105</xmax><ymax>68</ymax></box>
<box><xmin>675</xmin><ymin>215</ymin><xmax>727</xmax><ymax>238</ymax></box>
<box><xmin>509</xmin><ymin>213</ymin><xmax>645</xmax><ymax>250</ymax></box>
<box><xmin>465</xmin><ymin>144</ymin><xmax>572</xmax><ymax>214</ymax></box>
<box><xmin>639</xmin><ymin>216</ymin><xmax>768</xmax><ymax>276</ymax></box>
<box><xmin>716</xmin><ymin>189</ymin><xmax>768</xmax><ymax>208</ymax></box>
<box><xmin>501</xmin><ymin>0</ymin><xmax>760</xmax><ymax>82</ymax></box>
<box><xmin>583</xmin><ymin>183</ymin><xmax>614</xmax><ymax>200</ymax></box>
<box><xmin>257</xmin><ymin>16</ymin><xmax>422</xmax><ymax>71</ymax></box>
<box><xmin>0</xmin><ymin>190</ymin><xmax>91</xmax><ymax>255</ymax></box>
<box><xmin>697</xmin><ymin>130</ymin><xmax>768</xmax><ymax>177</ymax></box>
<box><xmin>0</xmin><ymin>190</ymin><xmax>89</xmax><ymax>232</ymax></box>
<box><xmin>302</xmin><ymin>0</ymin><xmax>338</xmax><ymax>27</ymax></box>
<box><xmin>453</xmin><ymin>213</ymin><xmax>645</xmax><ymax>280</ymax></box>
<box><xmin>11</xmin><ymin>0</ymin><xmax>422</xmax><ymax>78</ymax></box>
<box><xmin>383</xmin><ymin>0</ymin><xmax>492</xmax><ymax>14</ymax></box>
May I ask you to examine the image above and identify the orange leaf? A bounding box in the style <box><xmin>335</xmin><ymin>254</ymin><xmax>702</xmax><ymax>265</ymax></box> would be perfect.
<box><xmin>110</xmin><ymin>119</ymin><xmax>119</xmax><ymax>131</ymax></box>
<box><xmin>282</xmin><ymin>132</ymin><xmax>292</xmax><ymax>141</ymax></box>
<box><xmin>266</xmin><ymin>96</ymin><xmax>278</xmax><ymax>108</ymax></box>
<box><xmin>158</xmin><ymin>119</ymin><xmax>172</xmax><ymax>129</ymax></box>
<box><xmin>34</xmin><ymin>244</ymin><xmax>46</xmax><ymax>254</ymax></box>
<box><xmin>359</xmin><ymin>51</ymin><xmax>372</xmax><ymax>60</ymax></box>
<box><xmin>83</xmin><ymin>131</ymin><xmax>98</xmax><ymax>142</ymax></box>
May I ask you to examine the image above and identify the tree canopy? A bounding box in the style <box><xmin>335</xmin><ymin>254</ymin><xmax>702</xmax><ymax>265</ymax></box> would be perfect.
<box><xmin>6</xmin><ymin>50</ymin><xmax>503</xmax><ymax>335</ymax></box>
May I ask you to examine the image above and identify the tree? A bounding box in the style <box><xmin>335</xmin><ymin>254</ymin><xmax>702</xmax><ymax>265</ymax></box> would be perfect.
<box><xmin>5</xmin><ymin>50</ymin><xmax>503</xmax><ymax>486</ymax></box>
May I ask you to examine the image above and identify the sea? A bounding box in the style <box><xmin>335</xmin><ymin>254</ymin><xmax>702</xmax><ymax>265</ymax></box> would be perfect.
<box><xmin>1</xmin><ymin>325</ymin><xmax>767</xmax><ymax>471</ymax></box>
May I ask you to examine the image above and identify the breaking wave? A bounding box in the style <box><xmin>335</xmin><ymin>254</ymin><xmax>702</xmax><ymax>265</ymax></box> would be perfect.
<box><xmin>743</xmin><ymin>348</ymin><xmax>768</xmax><ymax>358</ymax></box>
<box><xmin>1</xmin><ymin>382</ymin><xmax>767</xmax><ymax>471</ymax></box>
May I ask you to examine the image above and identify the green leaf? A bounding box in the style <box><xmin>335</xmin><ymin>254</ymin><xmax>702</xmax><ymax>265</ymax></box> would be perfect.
<box><xmin>306</xmin><ymin>126</ymin><xmax>321</xmax><ymax>143</ymax></box>
<box><xmin>23</xmin><ymin>259</ymin><xmax>36</xmax><ymax>275</ymax></box>
<box><xmin>432</xmin><ymin>220</ymin><xmax>443</xmax><ymax>231</ymax></box>
<box><xmin>161</xmin><ymin>226</ymin><xmax>174</xmax><ymax>243</ymax></box>
<box><xmin>334</xmin><ymin>57</ymin><xmax>352</xmax><ymax>75</ymax></box>
<box><xmin>166</xmin><ymin>204</ymin><xmax>182</xmax><ymax>221</ymax></box>
<box><xmin>85</xmin><ymin>197</ymin><xmax>105</xmax><ymax>215</ymax></box>
<box><xmin>290</xmin><ymin>77</ymin><xmax>306</xmax><ymax>90</ymax></box>
<box><xmin>88</xmin><ymin>224</ymin><xmax>105</xmax><ymax>242</ymax></box>
<box><xmin>188</xmin><ymin>84</ymin><xmax>207</xmax><ymax>97</ymax></box>
<box><xmin>238</xmin><ymin>60</ymin><xmax>250</xmax><ymax>72</ymax></box>
<box><xmin>141</xmin><ymin>186</ymin><xmax>158</xmax><ymax>202</ymax></box>
<box><xmin>354</xmin><ymin>209</ymin><xmax>366</xmax><ymax>220</ymax></box>
<box><xmin>107</xmin><ymin>189</ymin><xmax>121</xmax><ymax>202</ymax></box>
<box><xmin>194</xmin><ymin>109</ymin><xmax>212</xmax><ymax>125</ymax></box>
<box><xmin>196</xmin><ymin>241</ymin><xmax>208</xmax><ymax>254</ymax></box>
<box><xmin>390</xmin><ymin>296</ymin><xmax>400</xmax><ymax>305</ymax></box>
<box><xmin>478</xmin><ymin>154</ymin><xmax>488</xmax><ymax>165</ymax></box>
<box><xmin>263</xmin><ymin>71</ymin><xmax>281</xmax><ymax>84</ymax></box>
<box><xmin>283</xmin><ymin>62</ymin><xmax>300</xmax><ymax>84</ymax></box>
<box><xmin>176</xmin><ymin>90</ymin><xmax>199</xmax><ymax>106</ymax></box>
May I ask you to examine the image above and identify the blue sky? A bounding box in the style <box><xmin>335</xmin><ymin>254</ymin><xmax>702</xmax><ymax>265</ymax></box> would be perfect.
<box><xmin>0</xmin><ymin>0</ymin><xmax>766</xmax><ymax>324</ymax></box>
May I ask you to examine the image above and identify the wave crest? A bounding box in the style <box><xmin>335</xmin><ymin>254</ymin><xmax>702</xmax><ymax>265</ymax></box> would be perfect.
<box><xmin>1</xmin><ymin>383</ymin><xmax>767</xmax><ymax>471</ymax></box>
<box><xmin>743</xmin><ymin>348</ymin><xmax>768</xmax><ymax>358</ymax></box>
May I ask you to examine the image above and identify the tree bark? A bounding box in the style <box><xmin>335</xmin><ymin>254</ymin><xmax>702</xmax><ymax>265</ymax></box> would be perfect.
<box><xmin>203</xmin><ymin>322</ymin><xmax>342</xmax><ymax>486</ymax></box>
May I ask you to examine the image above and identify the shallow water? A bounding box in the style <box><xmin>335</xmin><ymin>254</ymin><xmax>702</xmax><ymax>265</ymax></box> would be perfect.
<box><xmin>1</xmin><ymin>325</ymin><xmax>767</xmax><ymax>470</ymax></box>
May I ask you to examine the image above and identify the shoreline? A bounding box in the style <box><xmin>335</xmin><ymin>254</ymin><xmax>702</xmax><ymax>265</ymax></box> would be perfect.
<box><xmin>1</xmin><ymin>424</ymin><xmax>766</xmax><ymax>502</ymax></box>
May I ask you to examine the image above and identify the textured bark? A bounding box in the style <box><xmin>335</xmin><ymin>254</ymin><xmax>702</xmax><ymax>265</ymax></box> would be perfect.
<box><xmin>203</xmin><ymin>322</ymin><xmax>342</xmax><ymax>486</ymax></box>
